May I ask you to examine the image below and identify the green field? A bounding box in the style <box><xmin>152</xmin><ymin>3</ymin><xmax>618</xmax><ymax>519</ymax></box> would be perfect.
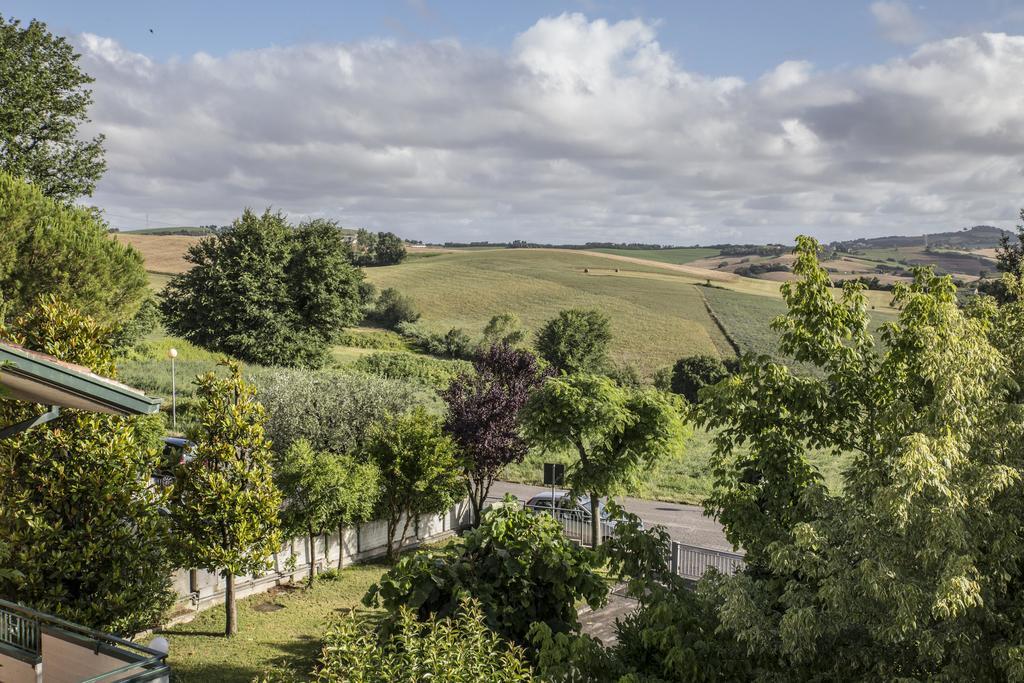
<box><xmin>586</xmin><ymin>247</ymin><xmax>721</xmax><ymax>265</ymax></box>
<box><xmin>364</xmin><ymin>249</ymin><xmax>751</xmax><ymax>376</ymax></box>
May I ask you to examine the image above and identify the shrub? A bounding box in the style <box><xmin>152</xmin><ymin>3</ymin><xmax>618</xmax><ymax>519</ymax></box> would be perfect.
<box><xmin>314</xmin><ymin>599</ymin><xmax>534</xmax><ymax>682</ymax></box>
<box><xmin>365</xmin><ymin>500</ymin><xmax>608</xmax><ymax>645</ymax></box>
<box><xmin>0</xmin><ymin>297</ymin><xmax>174</xmax><ymax>635</ymax></box>
<box><xmin>534</xmin><ymin>309</ymin><xmax>612</xmax><ymax>375</ymax></box>
<box><xmin>335</xmin><ymin>327</ymin><xmax>407</xmax><ymax>351</ymax></box>
<box><xmin>351</xmin><ymin>352</ymin><xmax>471</xmax><ymax>391</ymax></box>
<box><xmin>369</xmin><ymin>288</ymin><xmax>421</xmax><ymax>328</ymax></box>
<box><xmin>669</xmin><ymin>354</ymin><xmax>734</xmax><ymax>403</ymax></box>
<box><xmin>254</xmin><ymin>367</ymin><xmax>424</xmax><ymax>456</ymax></box>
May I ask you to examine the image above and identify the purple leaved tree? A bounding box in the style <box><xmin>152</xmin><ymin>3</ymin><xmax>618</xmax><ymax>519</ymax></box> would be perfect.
<box><xmin>442</xmin><ymin>343</ymin><xmax>550</xmax><ymax>526</ymax></box>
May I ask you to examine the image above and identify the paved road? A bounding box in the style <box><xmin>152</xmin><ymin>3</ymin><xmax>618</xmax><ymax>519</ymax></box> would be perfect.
<box><xmin>488</xmin><ymin>480</ymin><xmax>732</xmax><ymax>551</ymax></box>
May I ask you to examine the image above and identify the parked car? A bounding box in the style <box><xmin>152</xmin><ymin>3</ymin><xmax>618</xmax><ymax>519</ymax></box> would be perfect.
<box><xmin>153</xmin><ymin>436</ymin><xmax>195</xmax><ymax>486</ymax></box>
<box><xmin>524</xmin><ymin>490</ymin><xmax>641</xmax><ymax>530</ymax></box>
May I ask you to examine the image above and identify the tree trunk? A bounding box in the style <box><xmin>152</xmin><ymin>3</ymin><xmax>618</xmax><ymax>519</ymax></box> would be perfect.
<box><xmin>468</xmin><ymin>479</ymin><xmax>482</xmax><ymax>527</ymax></box>
<box><xmin>590</xmin><ymin>492</ymin><xmax>601</xmax><ymax>550</ymax></box>
<box><xmin>307</xmin><ymin>526</ymin><xmax>316</xmax><ymax>585</ymax></box>
<box><xmin>385</xmin><ymin>515</ymin><xmax>396</xmax><ymax>562</ymax></box>
<box><xmin>337</xmin><ymin>525</ymin><xmax>345</xmax><ymax>570</ymax></box>
<box><xmin>225</xmin><ymin>572</ymin><xmax>237</xmax><ymax>637</ymax></box>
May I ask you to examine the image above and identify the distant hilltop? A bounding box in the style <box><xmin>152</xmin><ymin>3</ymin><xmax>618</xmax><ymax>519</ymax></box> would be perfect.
<box><xmin>831</xmin><ymin>225</ymin><xmax>1013</xmax><ymax>252</ymax></box>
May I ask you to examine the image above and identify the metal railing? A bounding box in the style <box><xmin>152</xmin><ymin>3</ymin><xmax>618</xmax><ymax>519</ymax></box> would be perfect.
<box><xmin>518</xmin><ymin>502</ymin><xmax>617</xmax><ymax>546</ymax></box>
<box><xmin>670</xmin><ymin>541</ymin><xmax>745</xmax><ymax>580</ymax></box>
<box><xmin>0</xmin><ymin>601</ymin><xmax>40</xmax><ymax>661</ymax></box>
<box><xmin>0</xmin><ymin>598</ymin><xmax>170</xmax><ymax>681</ymax></box>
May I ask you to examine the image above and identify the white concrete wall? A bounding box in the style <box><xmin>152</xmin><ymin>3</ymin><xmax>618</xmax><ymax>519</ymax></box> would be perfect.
<box><xmin>167</xmin><ymin>498</ymin><xmax>473</xmax><ymax>620</ymax></box>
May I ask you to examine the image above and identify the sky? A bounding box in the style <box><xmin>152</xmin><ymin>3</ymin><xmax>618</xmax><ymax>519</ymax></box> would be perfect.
<box><xmin>8</xmin><ymin>1</ymin><xmax>1024</xmax><ymax>244</ymax></box>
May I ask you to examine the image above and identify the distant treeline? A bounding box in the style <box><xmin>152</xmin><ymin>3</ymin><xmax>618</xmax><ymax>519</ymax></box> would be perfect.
<box><xmin>718</xmin><ymin>244</ymin><xmax>789</xmax><ymax>257</ymax></box>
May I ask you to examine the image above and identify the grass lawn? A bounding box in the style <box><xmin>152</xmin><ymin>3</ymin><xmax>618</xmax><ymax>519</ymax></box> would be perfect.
<box><xmin>163</xmin><ymin>564</ymin><xmax>385</xmax><ymax>682</ymax></box>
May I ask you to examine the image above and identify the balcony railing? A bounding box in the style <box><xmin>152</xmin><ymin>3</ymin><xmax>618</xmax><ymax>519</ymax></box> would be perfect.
<box><xmin>0</xmin><ymin>598</ymin><xmax>170</xmax><ymax>682</ymax></box>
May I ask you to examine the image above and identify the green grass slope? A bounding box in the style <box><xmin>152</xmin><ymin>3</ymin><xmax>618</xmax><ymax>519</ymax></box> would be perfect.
<box><xmin>364</xmin><ymin>249</ymin><xmax>741</xmax><ymax>376</ymax></box>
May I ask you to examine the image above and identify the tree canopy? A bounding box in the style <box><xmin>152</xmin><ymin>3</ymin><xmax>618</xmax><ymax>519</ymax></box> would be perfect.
<box><xmin>533</xmin><ymin>309</ymin><xmax>612</xmax><ymax>375</ymax></box>
<box><xmin>170</xmin><ymin>361</ymin><xmax>282</xmax><ymax>636</ymax></box>
<box><xmin>362</xmin><ymin>408</ymin><xmax>463</xmax><ymax>561</ymax></box>
<box><xmin>0</xmin><ymin>15</ymin><xmax>106</xmax><ymax>200</ymax></box>
<box><xmin>522</xmin><ymin>374</ymin><xmax>689</xmax><ymax>547</ymax></box>
<box><xmin>536</xmin><ymin>236</ymin><xmax>1024</xmax><ymax>681</ymax></box>
<box><xmin>443</xmin><ymin>343</ymin><xmax>549</xmax><ymax>525</ymax></box>
<box><xmin>0</xmin><ymin>172</ymin><xmax>148</xmax><ymax>327</ymax></box>
<box><xmin>160</xmin><ymin>211</ymin><xmax>364</xmax><ymax>368</ymax></box>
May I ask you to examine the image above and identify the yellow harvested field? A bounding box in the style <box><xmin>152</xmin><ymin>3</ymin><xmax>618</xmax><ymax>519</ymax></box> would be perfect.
<box><xmin>115</xmin><ymin>233</ymin><xmax>202</xmax><ymax>274</ymax></box>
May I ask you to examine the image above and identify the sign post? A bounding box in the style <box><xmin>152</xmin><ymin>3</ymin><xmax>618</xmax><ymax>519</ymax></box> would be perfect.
<box><xmin>543</xmin><ymin>463</ymin><xmax>565</xmax><ymax>519</ymax></box>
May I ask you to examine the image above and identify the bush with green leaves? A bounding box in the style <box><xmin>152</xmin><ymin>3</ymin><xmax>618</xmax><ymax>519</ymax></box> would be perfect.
<box><xmin>0</xmin><ymin>297</ymin><xmax>174</xmax><ymax>635</ymax></box>
<box><xmin>361</xmin><ymin>408</ymin><xmax>463</xmax><ymax>561</ymax></box>
<box><xmin>254</xmin><ymin>367</ymin><xmax>425</xmax><ymax>456</ymax></box>
<box><xmin>480</xmin><ymin>312</ymin><xmax>526</xmax><ymax>349</ymax></box>
<box><xmin>369</xmin><ymin>287</ymin><xmax>421</xmax><ymax>328</ymax></box>
<box><xmin>669</xmin><ymin>354</ymin><xmax>737</xmax><ymax>403</ymax></box>
<box><xmin>353</xmin><ymin>229</ymin><xmax>407</xmax><ymax>267</ymax></box>
<box><xmin>365</xmin><ymin>499</ymin><xmax>608</xmax><ymax>645</ymax></box>
<box><xmin>313</xmin><ymin>599</ymin><xmax>534</xmax><ymax>682</ymax></box>
<box><xmin>335</xmin><ymin>327</ymin><xmax>407</xmax><ymax>351</ymax></box>
<box><xmin>161</xmin><ymin>211</ymin><xmax>363</xmax><ymax>368</ymax></box>
<box><xmin>0</xmin><ymin>172</ymin><xmax>148</xmax><ymax>327</ymax></box>
<box><xmin>351</xmin><ymin>351</ymin><xmax>471</xmax><ymax>391</ymax></box>
<box><xmin>534</xmin><ymin>308</ymin><xmax>612</xmax><ymax>374</ymax></box>
<box><xmin>274</xmin><ymin>440</ymin><xmax>379</xmax><ymax>583</ymax></box>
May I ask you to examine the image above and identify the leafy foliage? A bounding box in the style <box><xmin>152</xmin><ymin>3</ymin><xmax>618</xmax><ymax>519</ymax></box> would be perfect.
<box><xmin>353</xmin><ymin>229</ymin><xmax>407</xmax><ymax>267</ymax></box>
<box><xmin>0</xmin><ymin>297</ymin><xmax>174</xmax><ymax>635</ymax></box>
<box><xmin>361</xmin><ymin>408</ymin><xmax>463</xmax><ymax>560</ymax></box>
<box><xmin>170</xmin><ymin>361</ymin><xmax>282</xmax><ymax>636</ymax></box>
<box><xmin>670</xmin><ymin>354</ymin><xmax>737</xmax><ymax>403</ymax></box>
<box><xmin>559</xmin><ymin>236</ymin><xmax>1024</xmax><ymax>680</ymax></box>
<box><xmin>161</xmin><ymin>211</ymin><xmax>363</xmax><ymax>368</ymax></box>
<box><xmin>534</xmin><ymin>308</ymin><xmax>612</xmax><ymax>374</ymax></box>
<box><xmin>314</xmin><ymin>599</ymin><xmax>535</xmax><ymax>682</ymax></box>
<box><xmin>480</xmin><ymin>312</ymin><xmax>526</xmax><ymax>349</ymax></box>
<box><xmin>254</xmin><ymin>367</ymin><xmax>424</xmax><ymax>457</ymax></box>
<box><xmin>0</xmin><ymin>172</ymin><xmax>148</xmax><ymax>327</ymax></box>
<box><xmin>365</xmin><ymin>501</ymin><xmax>607</xmax><ymax>645</ymax></box>
<box><xmin>522</xmin><ymin>374</ymin><xmax>689</xmax><ymax>546</ymax></box>
<box><xmin>0</xmin><ymin>16</ymin><xmax>105</xmax><ymax>200</ymax></box>
<box><xmin>443</xmin><ymin>344</ymin><xmax>550</xmax><ymax>524</ymax></box>
<box><xmin>351</xmin><ymin>351</ymin><xmax>470</xmax><ymax>391</ymax></box>
<box><xmin>274</xmin><ymin>440</ymin><xmax>378</xmax><ymax>583</ymax></box>
<box><xmin>369</xmin><ymin>287</ymin><xmax>421</xmax><ymax>328</ymax></box>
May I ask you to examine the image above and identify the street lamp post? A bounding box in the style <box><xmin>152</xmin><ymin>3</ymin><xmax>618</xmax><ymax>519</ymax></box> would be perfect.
<box><xmin>168</xmin><ymin>348</ymin><xmax>178</xmax><ymax>431</ymax></box>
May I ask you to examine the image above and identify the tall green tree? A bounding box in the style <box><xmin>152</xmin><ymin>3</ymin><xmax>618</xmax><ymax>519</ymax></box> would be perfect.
<box><xmin>534</xmin><ymin>309</ymin><xmax>612</xmax><ymax>375</ymax></box>
<box><xmin>543</xmin><ymin>238</ymin><xmax>1024</xmax><ymax>681</ymax></box>
<box><xmin>0</xmin><ymin>172</ymin><xmax>148</xmax><ymax>326</ymax></box>
<box><xmin>362</xmin><ymin>408</ymin><xmax>463</xmax><ymax>561</ymax></box>
<box><xmin>0</xmin><ymin>15</ymin><xmax>105</xmax><ymax>200</ymax></box>
<box><xmin>0</xmin><ymin>297</ymin><xmax>174</xmax><ymax>635</ymax></box>
<box><xmin>170</xmin><ymin>361</ymin><xmax>282</xmax><ymax>637</ymax></box>
<box><xmin>160</xmin><ymin>211</ymin><xmax>364</xmax><ymax>368</ymax></box>
<box><xmin>522</xmin><ymin>374</ymin><xmax>688</xmax><ymax>548</ymax></box>
<box><xmin>274</xmin><ymin>439</ymin><xmax>378</xmax><ymax>584</ymax></box>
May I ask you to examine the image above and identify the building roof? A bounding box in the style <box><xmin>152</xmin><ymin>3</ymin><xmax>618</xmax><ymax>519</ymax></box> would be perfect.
<box><xmin>0</xmin><ymin>341</ymin><xmax>161</xmax><ymax>416</ymax></box>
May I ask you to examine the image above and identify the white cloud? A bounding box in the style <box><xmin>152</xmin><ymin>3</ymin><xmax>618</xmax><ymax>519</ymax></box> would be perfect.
<box><xmin>870</xmin><ymin>1</ymin><xmax>928</xmax><ymax>45</ymax></box>
<box><xmin>77</xmin><ymin>14</ymin><xmax>1024</xmax><ymax>243</ymax></box>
